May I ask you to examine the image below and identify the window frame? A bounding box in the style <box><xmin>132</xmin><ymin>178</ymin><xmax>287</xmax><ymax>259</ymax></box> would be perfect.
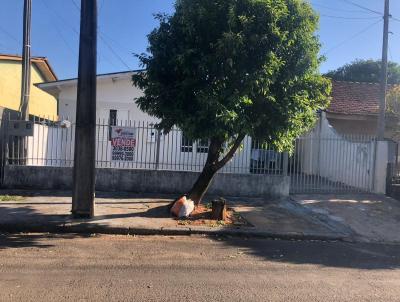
<box><xmin>196</xmin><ymin>139</ymin><xmax>209</xmax><ymax>153</ymax></box>
<box><xmin>181</xmin><ymin>134</ymin><xmax>193</xmax><ymax>153</ymax></box>
<box><xmin>108</xmin><ymin>109</ymin><xmax>118</xmax><ymax>140</ymax></box>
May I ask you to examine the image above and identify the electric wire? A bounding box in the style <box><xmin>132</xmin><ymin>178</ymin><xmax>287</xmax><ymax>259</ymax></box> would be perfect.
<box><xmin>323</xmin><ymin>19</ymin><xmax>382</xmax><ymax>55</ymax></box>
<box><xmin>336</xmin><ymin>0</ymin><xmax>382</xmax><ymax>16</ymax></box>
<box><xmin>69</xmin><ymin>0</ymin><xmax>133</xmax><ymax>70</ymax></box>
<box><xmin>320</xmin><ymin>14</ymin><xmax>382</xmax><ymax>20</ymax></box>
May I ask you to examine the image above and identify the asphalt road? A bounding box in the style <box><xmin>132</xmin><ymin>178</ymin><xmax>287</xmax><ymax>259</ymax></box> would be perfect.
<box><xmin>0</xmin><ymin>234</ymin><xmax>400</xmax><ymax>302</ymax></box>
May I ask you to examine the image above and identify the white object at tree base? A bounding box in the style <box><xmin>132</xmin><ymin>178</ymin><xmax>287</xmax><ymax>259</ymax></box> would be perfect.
<box><xmin>171</xmin><ymin>196</ymin><xmax>195</xmax><ymax>218</ymax></box>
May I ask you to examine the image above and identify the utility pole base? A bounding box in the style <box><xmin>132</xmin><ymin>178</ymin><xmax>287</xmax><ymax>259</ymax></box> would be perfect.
<box><xmin>72</xmin><ymin>211</ymin><xmax>94</xmax><ymax>219</ymax></box>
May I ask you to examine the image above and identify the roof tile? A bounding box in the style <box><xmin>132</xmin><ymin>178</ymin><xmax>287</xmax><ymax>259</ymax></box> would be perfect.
<box><xmin>327</xmin><ymin>80</ymin><xmax>382</xmax><ymax>115</ymax></box>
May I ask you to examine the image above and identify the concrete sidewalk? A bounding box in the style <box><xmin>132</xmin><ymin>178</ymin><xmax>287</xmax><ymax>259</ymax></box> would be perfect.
<box><xmin>0</xmin><ymin>190</ymin><xmax>347</xmax><ymax>241</ymax></box>
<box><xmin>292</xmin><ymin>194</ymin><xmax>400</xmax><ymax>244</ymax></box>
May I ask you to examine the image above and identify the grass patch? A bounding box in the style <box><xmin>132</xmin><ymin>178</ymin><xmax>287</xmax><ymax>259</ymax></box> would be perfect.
<box><xmin>0</xmin><ymin>195</ymin><xmax>25</xmax><ymax>202</ymax></box>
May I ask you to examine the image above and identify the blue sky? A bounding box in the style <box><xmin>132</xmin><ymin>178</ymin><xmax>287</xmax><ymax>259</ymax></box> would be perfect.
<box><xmin>1</xmin><ymin>0</ymin><xmax>400</xmax><ymax>80</ymax></box>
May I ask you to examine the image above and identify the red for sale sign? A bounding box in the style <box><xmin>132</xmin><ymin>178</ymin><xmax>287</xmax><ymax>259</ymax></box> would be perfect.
<box><xmin>111</xmin><ymin>138</ymin><xmax>136</xmax><ymax>147</ymax></box>
<box><xmin>110</xmin><ymin>127</ymin><xmax>136</xmax><ymax>161</ymax></box>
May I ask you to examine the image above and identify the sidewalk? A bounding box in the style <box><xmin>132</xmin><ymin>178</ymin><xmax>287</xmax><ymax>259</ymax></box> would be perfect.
<box><xmin>0</xmin><ymin>190</ymin><xmax>347</xmax><ymax>241</ymax></box>
<box><xmin>292</xmin><ymin>194</ymin><xmax>400</xmax><ymax>244</ymax></box>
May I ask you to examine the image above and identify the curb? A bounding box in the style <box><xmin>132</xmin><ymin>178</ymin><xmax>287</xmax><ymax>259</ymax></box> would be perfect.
<box><xmin>0</xmin><ymin>222</ymin><xmax>350</xmax><ymax>242</ymax></box>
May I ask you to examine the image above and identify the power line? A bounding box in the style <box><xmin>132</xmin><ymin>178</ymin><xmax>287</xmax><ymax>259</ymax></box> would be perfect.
<box><xmin>39</xmin><ymin>0</ymin><xmax>78</xmax><ymax>57</ymax></box>
<box><xmin>99</xmin><ymin>0</ymin><xmax>106</xmax><ymax>15</ymax></box>
<box><xmin>41</xmin><ymin>0</ymin><xmax>79</xmax><ymax>35</ymax></box>
<box><xmin>320</xmin><ymin>14</ymin><xmax>382</xmax><ymax>20</ymax></box>
<box><xmin>336</xmin><ymin>0</ymin><xmax>382</xmax><ymax>16</ymax></box>
<box><xmin>390</xmin><ymin>16</ymin><xmax>400</xmax><ymax>23</ymax></box>
<box><xmin>313</xmin><ymin>3</ymin><xmax>377</xmax><ymax>15</ymax></box>
<box><xmin>99</xmin><ymin>31</ymin><xmax>134</xmax><ymax>55</ymax></box>
<box><xmin>323</xmin><ymin>19</ymin><xmax>382</xmax><ymax>55</ymax></box>
<box><xmin>71</xmin><ymin>0</ymin><xmax>80</xmax><ymax>11</ymax></box>
<box><xmin>42</xmin><ymin>0</ymin><xmax>119</xmax><ymax>70</ymax></box>
<box><xmin>388</xmin><ymin>45</ymin><xmax>393</xmax><ymax>62</ymax></box>
<box><xmin>99</xmin><ymin>34</ymin><xmax>132</xmax><ymax>70</ymax></box>
<box><xmin>69</xmin><ymin>0</ymin><xmax>132</xmax><ymax>70</ymax></box>
<box><xmin>0</xmin><ymin>25</ymin><xmax>20</xmax><ymax>45</ymax></box>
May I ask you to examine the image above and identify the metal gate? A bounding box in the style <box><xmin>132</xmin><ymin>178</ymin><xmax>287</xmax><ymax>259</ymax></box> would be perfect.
<box><xmin>289</xmin><ymin>133</ymin><xmax>376</xmax><ymax>194</ymax></box>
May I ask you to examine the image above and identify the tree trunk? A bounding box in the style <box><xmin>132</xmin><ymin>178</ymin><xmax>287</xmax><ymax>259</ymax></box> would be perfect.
<box><xmin>188</xmin><ymin>165</ymin><xmax>218</xmax><ymax>205</ymax></box>
<box><xmin>188</xmin><ymin>138</ymin><xmax>221</xmax><ymax>205</ymax></box>
<box><xmin>188</xmin><ymin>134</ymin><xmax>245</xmax><ymax>205</ymax></box>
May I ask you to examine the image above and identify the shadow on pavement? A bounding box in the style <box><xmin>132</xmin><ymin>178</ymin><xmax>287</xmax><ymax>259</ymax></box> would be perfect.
<box><xmin>0</xmin><ymin>233</ymin><xmax>54</xmax><ymax>250</ymax></box>
<box><xmin>0</xmin><ymin>203</ymin><xmax>174</xmax><ymax>233</ymax></box>
<box><xmin>1</xmin><ymin>202</ymin><xmax>400</xmax><ymax>270</ymax></box>
<box><xmin>213</xmin><ymin>236</ymin><xmax>400</xmax><ymax>270</ymax></box>
<box><xmin>0</xmin><ymin>233</ymin><xmax>94</xmax><ymax>251</ymax></box>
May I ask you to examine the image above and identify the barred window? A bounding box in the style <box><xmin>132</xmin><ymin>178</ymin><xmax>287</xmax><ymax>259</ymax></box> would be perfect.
<box><xmin>108</xmin><ymin>109</ymin><xmax>118</xmax><ymax>140</ymax></box>
<box><xmin>197</xmin><ymin>139</ymin><xmax>209</xmax><ymax>153</ymax></box>
<box><xmin>181</xmin><ymin>134</ymin><xmax>193</xmax><ymax>152</ymax></box>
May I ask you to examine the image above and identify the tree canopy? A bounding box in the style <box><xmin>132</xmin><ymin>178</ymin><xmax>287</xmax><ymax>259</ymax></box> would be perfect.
<box><xmin>325</xmin><ymin>59</ymin><xmax>400</xmax><ymax>84</ymax></box>
<box><xmin>133</xmin><ymin>0</ymin><xmax>331</xmax><ymax>203</ymax></box>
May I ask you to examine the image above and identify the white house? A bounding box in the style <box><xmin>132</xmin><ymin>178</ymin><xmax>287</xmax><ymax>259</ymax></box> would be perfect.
<box><xmin>35</xmin><ymin>71</ymin><xmax>279</xmax><ymax>174</ymax></box>
<box><xmin>6</xmin><ymin>72</ymin><xmax>386</xmax><ymax>194</ymax></box>
<box><xmin>37</xmin><ymin>71</ymin><xmax>151</xmax><ymax>123</ymax></box>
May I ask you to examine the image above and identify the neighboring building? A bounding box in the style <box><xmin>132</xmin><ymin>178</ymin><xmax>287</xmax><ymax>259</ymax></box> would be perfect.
<box><xmin>326</xmin><ymin>80</ymin><xmax>398</xmax><ymax>139</ymax></box>
<box><xmin>0</xmin><ymin>54</ymin><xmax>58</xmax><ymax>119</ymax></box>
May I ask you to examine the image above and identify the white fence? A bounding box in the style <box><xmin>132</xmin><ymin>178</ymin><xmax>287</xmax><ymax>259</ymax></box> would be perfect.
<box><xmin>2</xmin><ymin>114</ymin><xmax>384</xmax><ymax>194</ymax></box>
<box><xmin>5</xmin><ymin>117</ymin><xmax>284</xmax><ymax>175</ymax></box>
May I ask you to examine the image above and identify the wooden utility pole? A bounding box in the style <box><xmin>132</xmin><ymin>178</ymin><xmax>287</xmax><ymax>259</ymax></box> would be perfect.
<box><xmin>20</xmin><ymin>0</ymin><xmax>31</xmax><ymax>121</ymax></box>
<box><xmin>378</xmin><ymin>0</ymin><xmax>390</xmax><ymax>140</ymax></box>
<box><xmin>72</xmin><ymin>0</ymin><xmax>97</xmax><ymax>218</ymax></box>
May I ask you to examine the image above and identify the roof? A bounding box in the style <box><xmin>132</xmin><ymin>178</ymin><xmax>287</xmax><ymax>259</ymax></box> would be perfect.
<box><xmin>38</xmin><ymin>70</ymin><xmax>143</xmax><ymax>87</ymax></box>
<box><xmin>36</xmin><ymin>70</ymin><xmax>143</xmax><ymax>97</ymax></box>
<box><xmin>36</xmin><ymin>72</ymin><xmax>390</xmax><ymax>117</ymax></box>
<box><xmin>0</xmin><ymin>53</ymin><xmax>57</xmax><ymax>82</ymax></box>
<box><xmin>327</xmin><ymin>80</ymin><xmax>385</xmax><ymax>116</ymax></box>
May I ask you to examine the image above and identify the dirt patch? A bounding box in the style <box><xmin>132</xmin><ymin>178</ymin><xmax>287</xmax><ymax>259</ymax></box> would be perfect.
<box><xmin>176</xmin><ymin>204</ymin><xmax>250</xmax><ymax>228</ymax></box>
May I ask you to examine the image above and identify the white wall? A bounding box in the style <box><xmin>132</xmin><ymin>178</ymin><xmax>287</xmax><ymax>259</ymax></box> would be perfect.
<box><xmin>44</xmin><ymin>74</ymin><xmax>251</xmax><ymax>173</ymax></box>
<box><xmin>299</xmin><ymin>113</ymin><xmax>375</xmax><ymax>191</ymax></box>
<box><xmin>26</xmin><ymin>123</ymin><xmax>75</xmax><ymax>167</ymax></box>
<box><xmin>374</xmin><ymin>141</ymin><xmax>389</xmax><ymax>194</ymax></box>
<box><xmin>57</xmin><ymin>75</ymin><xmax>157</xmax><ymax>123</ymax></box>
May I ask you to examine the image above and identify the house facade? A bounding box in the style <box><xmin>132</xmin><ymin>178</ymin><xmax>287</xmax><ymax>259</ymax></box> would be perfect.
<box><xmin>35</xmin><ymin>75</ymin><xmax>399</xmax><ymax>175</ymax></box>
<box><xmin>37</xmin><ymin>71</ymin><xmax>258</xmax><ymax>174</ymax></box>
<box><xmin>38</xmin><ymin>71</ymin><xmax>151</xmax><ymax>123</ymax></box>
<box><xmin>40</xmin><ymin>77</ymin><xmax>398</xmax><ymax>139</ymax></box>
<box><xmin>5</xmin><ymin>74</ymin><xmax>386</xmax><ymax>194</ymax></box>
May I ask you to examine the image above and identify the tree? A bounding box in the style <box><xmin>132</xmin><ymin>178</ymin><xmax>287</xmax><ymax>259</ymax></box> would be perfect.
<box><xmin>133</xmin><ymin>0</ymin><xmax>331</xmax><ymax>205</ymax></box>
<box><xmin>325</xmin><ymin>59</ymin><xmax>400</xmax><ymax>84</ymax></box>
<box><xmin>385</xmin><ymin>85</ymin><xmax>400</xmax><ymax>141</ymax></box>
<box><xmin>386</xmin><ymin>86</ymin><xmax>400</xmax><ymax>115</ymax></box>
